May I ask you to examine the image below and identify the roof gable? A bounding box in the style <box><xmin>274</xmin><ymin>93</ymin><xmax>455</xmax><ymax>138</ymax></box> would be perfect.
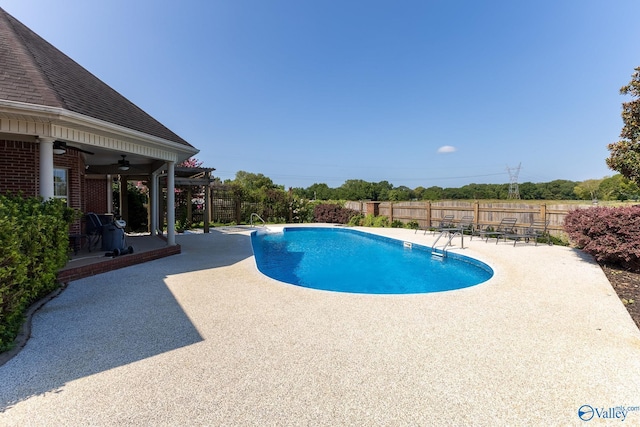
<box><xmin>0</xmin><ymin>7</ymin><xmax>193</xmax><ymax>148</ymax></box>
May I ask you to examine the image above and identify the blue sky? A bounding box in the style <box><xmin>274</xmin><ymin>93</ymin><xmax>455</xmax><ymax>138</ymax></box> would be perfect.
<box><xmin>4</xmin><ymin>1</ymin><xmax>640</xmax><ymax>189</ymax></box>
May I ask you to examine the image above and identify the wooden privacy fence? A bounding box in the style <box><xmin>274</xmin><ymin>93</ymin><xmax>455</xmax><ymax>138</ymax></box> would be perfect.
<box><xmin>344</xmin><ymin>200</ymin><xmax>593</xmax><ymax>237</ymax></box>
<box><xmin>209</xmin><ymin>184</ymin><xmax>289</xmax><ymax>224</ymax></box>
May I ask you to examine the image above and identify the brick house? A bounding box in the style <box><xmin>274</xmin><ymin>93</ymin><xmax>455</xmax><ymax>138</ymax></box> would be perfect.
<box><xmin>0</xmin><ymin>7</ymin><xmax>199</xmax><ymax>246</ymax></box>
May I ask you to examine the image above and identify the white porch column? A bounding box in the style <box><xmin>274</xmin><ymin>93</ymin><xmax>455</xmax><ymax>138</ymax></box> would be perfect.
<box><xmin>106</xmin><ymin>175</ymin><xmax>113</xmax><ymax>213</ymax></box>
<box><xmin>167</xmin><ymin>161</ymin><xmax>176</xmax><ymax>246</ymax></box>
<box><xmin>150</xmin><ymin>172</ymin><xmax>158</xmax><ymax>236</ymax></box>
<box><xmin>38</xmin><ymin>138</ymin><xmax>55</xmax><ymax>199</ymax></box>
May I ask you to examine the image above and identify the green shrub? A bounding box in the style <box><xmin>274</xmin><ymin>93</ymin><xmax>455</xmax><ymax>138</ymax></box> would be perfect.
<box><xmin>176</xmin><ymin>206</ymin><xmax>192</xmax><ymax>232</ymax></box>
<box><xmin>405</xmin><ymin>220</ymin><xmax>420</xmax><ymax>230</ymax></box>
<box><xmin>362</xmin><ymin>214</ymin><xmax>376</xmax><ymax>227</ymax></box>
<box><xmin>374</xmin><ymin>216</ymin><xmax>390</xmax><ymax>227</ymax></box>
<box><xmin>291</xmin><ymin>196</ymin><xmax>315</xmax><ymax>223</ymax></box>
<box><xmin>361</xmin><ymin>214</ymin><xmax>390</xmax><ymax>227</ymax></box>
<box><xmin>391</xmin><ymin>220</ymin><xmax>405</xmax><ymax>228</ymax></box>
<box><xmin>126</xmin><ymin>184</ymin><xmax>148</xmax><ymax>232</ymax></box>
<box><xmin>0</xmin><ymin>195</ymin><xmax>75</xmax><ymax>352</ymax></box>
<box><xmin>347</xmin><ymin>214</ymin><xmax>364</xmax><ymax>226</ymax></box>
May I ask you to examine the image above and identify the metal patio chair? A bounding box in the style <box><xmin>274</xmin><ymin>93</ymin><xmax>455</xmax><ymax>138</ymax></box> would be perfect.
<box><xmin>476</xmin><ymin>217</ymin><xmax>518</xmax><ymax>244</ymax></box>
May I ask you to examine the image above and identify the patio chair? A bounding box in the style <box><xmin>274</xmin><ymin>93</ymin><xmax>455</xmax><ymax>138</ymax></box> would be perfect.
<box><xmin>522</xmin><ymin>219</ymin><xmax>552</xmax><ymax>246</ymax></box>
<box><xmin>476</xmin><ymin>217</ymin><xmax>518</xmax><ymax>244</ymax></box>
<box><xmin>434</xmin><ymin>215</ymin><xmax>475</xmax><ymax>250</ymax></box>
<box><xmin>85</xmin><ymin>212</ymin><xmax>104</xmax><ymax>252</ymax></box>
<box><xmin>471</xmin><ymin>220</ymin><xmax>496</xmax><ymax>241</ymax></box>
<box><xmin>440</xmin><ymin>215</ymin><xmax>474</xmax><ymax>235</ymax></box>
<box><xmin>428</xmin><ymin>214</ymin><xmax>455</xmax><ymax>235</ymax></box>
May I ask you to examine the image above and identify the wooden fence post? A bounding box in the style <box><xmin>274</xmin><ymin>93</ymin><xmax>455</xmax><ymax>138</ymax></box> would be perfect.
<box><xmin>204</xmin><ymin>186</ymin><xmax>210</xmax><ymax>233</ymax></box>
<box><xmin>540</xmin><ymin>203</ymin><xmax>547</xmax><ymax>219</ymax></box>
<box><xmin>186</xmin><ymin>187</ymin><xmax>192</xmax><ymax>224</ymax></box>
<box><xmin>426</xmin><ymin>201</ymin><xmax>431</xmax><ymax>227</ymax></box>
<box><xmin>473</xmin><ymin>201</ymin><xmax>480</xmax><ymax>229</ymax></box>
<box><xmin>235</xmin><ymin>199</ymin><xmax>242</xmax><ymax>224</ymax></box>
<box><xmin>389</xmin><ymin>202</ymin><xmax>394</xmax><ymax>222</ymax></box>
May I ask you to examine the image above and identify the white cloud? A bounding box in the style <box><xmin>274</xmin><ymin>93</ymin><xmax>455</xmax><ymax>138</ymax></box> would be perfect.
<box><xmin>437</xmin><ymin>145</ymin><xmax>457</xmax><ymax>154</ymax></box>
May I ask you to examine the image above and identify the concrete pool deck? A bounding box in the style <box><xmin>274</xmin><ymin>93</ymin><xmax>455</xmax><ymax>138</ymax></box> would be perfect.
<box><xmin>1</xmin><ymin>225</ymin><xmax>639</xmax><ymax>425</ymax></box>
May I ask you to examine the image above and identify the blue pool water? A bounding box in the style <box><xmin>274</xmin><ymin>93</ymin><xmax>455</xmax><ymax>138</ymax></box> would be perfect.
<box><xmin>251</xmin><ymin>227</ymin><xmax>493</xmax><ymax>294</ymax></box>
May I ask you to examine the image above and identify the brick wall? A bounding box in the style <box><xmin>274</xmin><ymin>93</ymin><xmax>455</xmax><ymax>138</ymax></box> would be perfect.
<box><xmin>85</xmin><ymin>176</ymin><xmax>109</xmax><ymax>214</ymax></box>
<box><xmin>53</xmin><ymin>149</ymin><xmax>85</xmax><ymax>234</ymax></box>
<box><xmin>57</xmin><ymin>243</ymin><xmax>181</xmax><ymax>283</ymax></box>
<box><xmin>0</xmin><ymin>139</ymin><xmax>91</xmax><ymax>234</ymax></box>
<box><xmin>0</xmin><ymin>140</ymin><xmax>38</xmax><ymax>196</ymax></box>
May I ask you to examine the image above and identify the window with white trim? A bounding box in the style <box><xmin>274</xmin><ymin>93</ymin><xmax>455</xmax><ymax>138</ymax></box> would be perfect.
<box><xmin>53</xmin><ymin>168</ymin><xmax>68</xmax><ymax>204</ymax></box>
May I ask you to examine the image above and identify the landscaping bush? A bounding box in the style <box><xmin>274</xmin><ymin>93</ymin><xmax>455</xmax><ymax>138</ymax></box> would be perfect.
<box><xmin>373</xmin><ymin>215</ymin><xmax>390</xmax><ymax>227</ymax></box>
<box><xmin>313</xmin><ymin>204</ymin><xmax>359</xmax><ymax>224</ymax></box>
<box><xmin>361</xmin><ymin>214</ymin><xmax>376</xmax><ymax>227</ymax></box>
<box><xmin>347</xmin><ymin>214</ymin><xmax>364</xmax><ymax>226</ymax></box>
<box><xmin>361</xmin><ymin>214</ymin><xmax>390</xmax><ymax>227</ymax></box>
<box><xmin>0</xmin><ymin>194</ymin><xmax>75</xmax><ymax>352</ymax></box>
<box><xmin>127</xmin><ymin>185</ymin><xmax>149</xmax><ymax>232</ymax></box>
<box><xmin>563</xmin><ymin>205</ymin><xmax>640</xmax><ymax>271</ymax></box>
<box><xmin>393</xmin><ymin>220</ymin><xmax>425</xmax><ymax>229</ymax></box>
<box><xmin>405</xmin><ymin>220</ymin><xmax>420</xmax><ymax>230</ymax></box>
<box><xmin>291</xmin><ymin>196</ymin><xmax>313</xmax><ymax>223</ymax></box>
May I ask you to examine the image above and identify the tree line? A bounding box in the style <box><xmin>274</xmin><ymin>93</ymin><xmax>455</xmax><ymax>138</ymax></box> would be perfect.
<box><xmin>223</xmin><ymin>172</ymin><xmax>639</xmax><ymax>202</ymax></box>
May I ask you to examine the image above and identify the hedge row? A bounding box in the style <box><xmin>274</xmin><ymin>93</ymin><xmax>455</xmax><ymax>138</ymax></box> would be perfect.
<box><xmin>563</xmin><ymin>205</ymin><xmax>640</xmax><ymax>271</ymax></box>
<box><xmin>0</xmin><ymin>194</ymin><xmax>75</xmax><ymax>352</ymax></box>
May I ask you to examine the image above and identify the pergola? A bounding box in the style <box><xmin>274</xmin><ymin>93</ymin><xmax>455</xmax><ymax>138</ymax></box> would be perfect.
<box><xmin>158</xmin><ymin>166</ymin><xmax>216</xmax><ymax>234</ymax></box>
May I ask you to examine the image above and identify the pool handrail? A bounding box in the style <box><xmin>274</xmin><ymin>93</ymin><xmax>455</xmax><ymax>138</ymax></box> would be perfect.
<box><xmin>432</xmin><ymin>215</ymin><xmax>474</xmax><ymax>254</ymax></box>
<box><xmin>250</xmin><ymin>213</ymin><xmax>266</xmax><ymax>227</ymax></box>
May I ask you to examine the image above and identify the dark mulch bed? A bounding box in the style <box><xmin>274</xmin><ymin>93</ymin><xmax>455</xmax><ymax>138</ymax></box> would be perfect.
<box><xmin>600</xmin><ymin>263</ymin><xmax>640</xmax><ymax>329</ymax></box>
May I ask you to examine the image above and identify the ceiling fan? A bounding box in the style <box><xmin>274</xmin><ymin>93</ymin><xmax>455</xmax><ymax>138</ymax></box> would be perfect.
<box><xmin>116</xmin><ymin>155</ymin><xmax>130</xmax><ymax>171</ymax></box>
<box><xmin>53</xmin><ymin>140</ymin><xmax>95</xmax><ymax>155</ymax></box>
<box><xmin>110</xmin><ymin>155</ymin><xmax>148</xmax><ymax>173</ymax></box>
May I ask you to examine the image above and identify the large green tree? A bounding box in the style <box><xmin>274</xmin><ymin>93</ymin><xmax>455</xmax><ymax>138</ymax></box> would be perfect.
<box><xmin>598</xmin><ymin>174</ymin><xmax>640</xmax><ymax>201</ymax></box>
<box><xmin>306</xmin><ymin>182</ymin><xmax>335</xmax><ymax>200</ymax></box>
<box><xmin>607</xmin><ymin>67</ymin><xmax>640</xmax><ymax>184</ymax></box>
<box><xmin>573</xmin><ymin>178</ymin><xmax>603</xmax><ymax>201</ymax></box>
<box><xmin>336</xmin><ymin>179</ymin><xmax>376</xmax><ymax>200</ymax></box>
<box><xmin>233</xmin><ymin>171</ymin><xmax>282</xmax><ymax>191</ymax></box>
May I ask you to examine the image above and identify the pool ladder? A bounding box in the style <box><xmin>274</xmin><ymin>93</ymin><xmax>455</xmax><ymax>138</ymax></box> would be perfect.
<box><xmin>431</xmin><ymin>229</ymin><xmax>465</xmax><ymax>257</ymax></box>
<box><xmin>250</xmin><ymin>213</ymin><xmax>266</xmax><ymax>227</ymax></box>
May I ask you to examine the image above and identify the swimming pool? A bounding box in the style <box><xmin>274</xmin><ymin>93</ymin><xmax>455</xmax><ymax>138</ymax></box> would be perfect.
<box><xmin>251</xmin><ymin>227</ymin><xmax>493</xmax><ymax>294</ymax></box>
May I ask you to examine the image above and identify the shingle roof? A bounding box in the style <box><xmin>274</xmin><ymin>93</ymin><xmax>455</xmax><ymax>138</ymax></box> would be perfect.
<box><xmin>0</xmin><ymin>7</ymin><xmax>193</xmax><ymax>148</ymax></box>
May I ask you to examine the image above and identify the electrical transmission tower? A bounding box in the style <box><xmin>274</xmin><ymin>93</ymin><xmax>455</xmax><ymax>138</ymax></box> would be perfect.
<box><xmin>506</xmin><ymin>163</ymin><xmax>521</xmax><ymax>199</ymax></box>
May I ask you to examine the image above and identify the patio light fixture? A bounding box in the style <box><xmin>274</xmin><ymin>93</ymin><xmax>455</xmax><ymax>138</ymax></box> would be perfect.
<box><xmin>53</xmin><ymin>141</ymin><xmax>66</xmax><ymax>155</ymax></box>
<box><xmin>118</xmin><ymin>154</ymin><xmax>130</xmax><ymax>171</ymax></box>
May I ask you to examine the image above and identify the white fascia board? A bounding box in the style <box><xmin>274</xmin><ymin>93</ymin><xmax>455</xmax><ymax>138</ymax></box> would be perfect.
<box><xmin>0</xmin><ymin>99</ymin><xmax>199</xmax><ymax>161</ymax></box>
